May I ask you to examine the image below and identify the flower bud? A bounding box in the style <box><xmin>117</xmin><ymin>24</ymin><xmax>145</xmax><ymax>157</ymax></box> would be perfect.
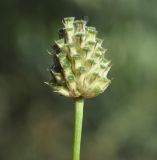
<box><xmin>45</xmin><ymin>17</ymin><xmax>111</xmax><ymax>98</ymax></box>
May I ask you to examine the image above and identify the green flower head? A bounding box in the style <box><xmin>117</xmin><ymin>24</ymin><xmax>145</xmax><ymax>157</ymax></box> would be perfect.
<box><xmin>45</xmin><ymin>17</ymin><xmax>111</xmax><ymax>98</ymax></box>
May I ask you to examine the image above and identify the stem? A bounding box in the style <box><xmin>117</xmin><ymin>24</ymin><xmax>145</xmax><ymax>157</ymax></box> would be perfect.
<box><xmin>73</xmin><ymin>98</ymin><xmax>84</xmax><ymax>160</ymax></box>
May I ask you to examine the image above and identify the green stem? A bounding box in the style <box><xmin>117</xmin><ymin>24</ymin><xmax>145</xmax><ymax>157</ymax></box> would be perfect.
<box><xmin>73</xmin><ymin>98</ymin><xmax>84</xmax><ymax>160</ymax></box>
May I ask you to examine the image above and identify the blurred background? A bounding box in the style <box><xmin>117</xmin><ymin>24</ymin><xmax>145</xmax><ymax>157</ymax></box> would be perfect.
<box><xmin>0</xmin><ymin>0</ymin><xmax>157</xmax><ymax>159</ymax></box>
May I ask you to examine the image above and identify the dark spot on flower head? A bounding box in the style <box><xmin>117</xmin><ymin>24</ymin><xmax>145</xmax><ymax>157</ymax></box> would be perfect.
<box><xmin>47</xmin><ymin>60</ymin><xmax>62</xmax><ymax>74</ymax></box>
<box><xmin>58</xmin><ymin>28</ymin><xmax>65</xmax><ymax>39</ymax></box>
<box><xmin>53</xmin><ymin>55</ymin><xmax>62</xmax><ymax>72</ymax></box>
<box><xmin>53</xmin><ymin>64</ymin><xmax>62</xmax><ymax>73</ymax></box>
<box><xmin>51</xmin><ymin>44</ymin><xmax>60</xmax><ymax>54</ymax></box>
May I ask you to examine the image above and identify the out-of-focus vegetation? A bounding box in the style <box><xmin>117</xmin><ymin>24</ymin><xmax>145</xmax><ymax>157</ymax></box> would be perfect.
<box><xmin>0</xmin><ymin>0</ymin><xmax>157</xmax><ymax>160</ymax></box>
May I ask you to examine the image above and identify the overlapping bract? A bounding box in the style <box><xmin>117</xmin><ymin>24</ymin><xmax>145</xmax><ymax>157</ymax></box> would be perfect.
<box><xmin>46</xmin><ymin>17</ymin><xmax>111</xmax><ymax>98</ymax></box>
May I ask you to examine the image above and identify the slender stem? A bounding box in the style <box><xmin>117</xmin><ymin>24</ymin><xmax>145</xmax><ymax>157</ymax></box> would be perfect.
<box><xmin>73</xmin><ymin>98</ymin><xmax>84</xmax><ymax>160</ymax></box>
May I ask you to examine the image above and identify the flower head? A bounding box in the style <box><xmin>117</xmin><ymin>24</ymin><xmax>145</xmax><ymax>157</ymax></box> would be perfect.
<box><xmin>45</xmin><ymin>17</ymin><xmax>111</xmax><ymax>98</ymax></box>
